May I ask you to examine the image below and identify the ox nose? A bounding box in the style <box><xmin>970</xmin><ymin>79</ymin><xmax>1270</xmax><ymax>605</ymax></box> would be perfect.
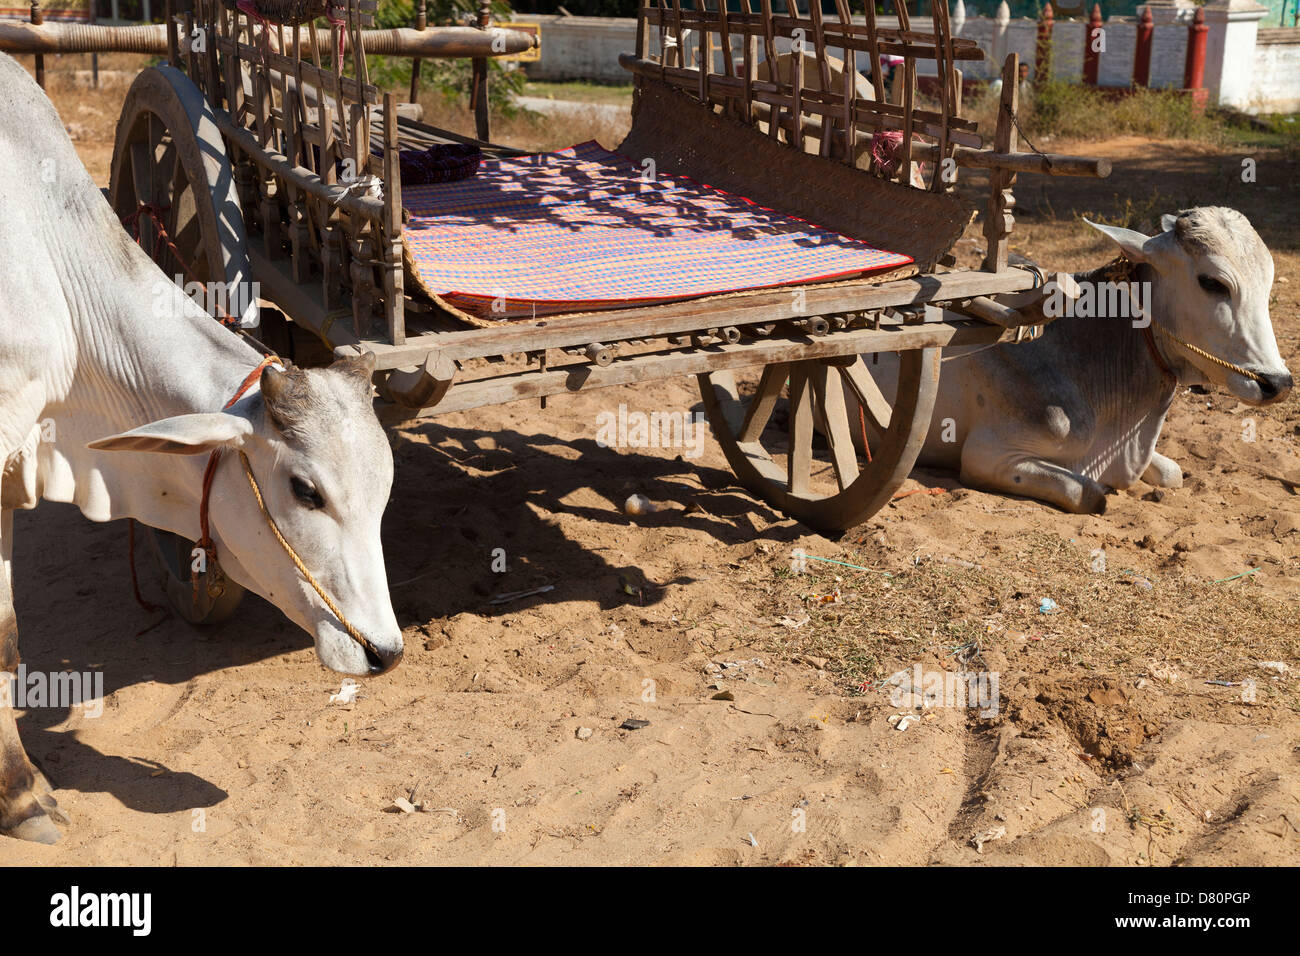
<box><xmin>364</xmin><ymin>642</ymin><xmax>403</xmax><ymax>676</ymax></box>
<box><xmin>1258</xmin><ymin>371</ymin><xmax>1294</xmax><ymax>401</ymax></box>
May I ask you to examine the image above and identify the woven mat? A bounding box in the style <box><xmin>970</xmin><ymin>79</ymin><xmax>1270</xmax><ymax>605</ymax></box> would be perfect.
<box><xmin>401</xmin><ymin>141</ymin><xmax>912</xmax><ymax>321</ymax></box>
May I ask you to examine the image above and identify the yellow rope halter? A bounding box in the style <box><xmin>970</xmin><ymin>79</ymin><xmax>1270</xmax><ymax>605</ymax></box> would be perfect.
<box><xmin>1148</xmin><ymin>322</ymin><xmax>1267</xmax><ymax>383</ymax></box>
<box><xmin>1105</xmin><ymin>256</ymin><xmax>1266</xmax><ymax>384</ymax></box>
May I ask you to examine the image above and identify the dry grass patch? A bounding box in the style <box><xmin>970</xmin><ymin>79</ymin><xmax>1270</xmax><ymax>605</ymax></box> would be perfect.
<box><xmin>748</xmin><ymin>530</ymin><xmax>1299</xmax><ymax>709</ymax></box>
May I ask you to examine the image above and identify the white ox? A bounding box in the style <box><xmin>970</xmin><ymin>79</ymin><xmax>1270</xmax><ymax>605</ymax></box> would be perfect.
<box><xmin>0</xmin><ymin>56</ymin><xmax>402</xmax><ymax>843</ymax></box>
<box><xmin>863</xmin><ymin>208</ymin><xmax>1293</xmax><ymax>513</ymax></box>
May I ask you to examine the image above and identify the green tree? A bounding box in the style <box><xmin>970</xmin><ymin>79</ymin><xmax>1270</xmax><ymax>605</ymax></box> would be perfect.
<box><xmin>369</xmin><ymin>0</ymin><xmax>527</xmax><ymax>117</ymax></box>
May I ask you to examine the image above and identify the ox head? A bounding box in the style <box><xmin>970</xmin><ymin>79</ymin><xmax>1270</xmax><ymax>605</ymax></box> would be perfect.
<box><xmin>88</xmin><ymin>354</ymin><xmax>402</xmax><ymax>677</ymax></box>
<box><xmin>1085</xmin><ymin>207</ymin><xmax>1292</xmax><ymax>405</ymax></box>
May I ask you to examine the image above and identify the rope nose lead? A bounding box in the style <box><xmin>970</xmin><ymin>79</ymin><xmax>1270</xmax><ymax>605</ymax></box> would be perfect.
<box><xmin>236</xmin><ymin>450</ymin><xmax>379</xmax><ymax>659</ymax></box>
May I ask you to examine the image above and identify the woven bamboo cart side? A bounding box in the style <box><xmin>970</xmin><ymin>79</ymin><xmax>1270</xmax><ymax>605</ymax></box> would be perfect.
<box><xmin>618</xmin><ymin>80</ymin><xmax>974</xmax><ymax>277</ymax></box>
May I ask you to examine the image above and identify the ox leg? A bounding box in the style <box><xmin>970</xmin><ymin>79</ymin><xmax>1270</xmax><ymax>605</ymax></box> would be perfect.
<box><xmin>1141</xmin><ymin>452</ymin><xmax>1183</xmax><ymax>489</ymax></box>
<box><xmin>0</xmin><ymin>509</ymin><xmax>65</xmax><ymax>844</ymax></box>
<box><xmin>960</xmin><ymin>432</ymin><xmax>1110</xmax><ymax>514</ymax></box>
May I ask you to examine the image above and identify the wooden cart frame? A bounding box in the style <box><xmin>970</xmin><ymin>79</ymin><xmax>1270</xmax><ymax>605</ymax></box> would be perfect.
<box><xmin>104</xmin><ymin>0</ymin><xmax>1109</xmax><ymax>617</ymax></box>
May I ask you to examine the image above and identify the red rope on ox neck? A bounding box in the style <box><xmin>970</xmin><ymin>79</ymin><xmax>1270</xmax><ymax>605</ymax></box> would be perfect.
<box><xmin>1104</xmin><ymin>255</ymin><xmax>1176</xmax><ymax>384</ymax></box>
<box><xmin>119</xmin><ymin>208</ymin><xmax>272</xmax><ymax>616</ymax></box>
<box><xmin>192</xmin><ymin>355</ymin><xmax>282</xmax><ymax>603</ymax></box>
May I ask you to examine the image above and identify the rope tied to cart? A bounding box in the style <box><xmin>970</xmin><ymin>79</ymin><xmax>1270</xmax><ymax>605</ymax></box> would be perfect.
<box><xmin>1001</xmin><ymin>104</ymin><xmax>1053</xmax><ymax>172</ymax></box>
<box><xmin>122</xmin><ymin>202</ymin><xmax>242</xmax><ymax>329</ymax></box>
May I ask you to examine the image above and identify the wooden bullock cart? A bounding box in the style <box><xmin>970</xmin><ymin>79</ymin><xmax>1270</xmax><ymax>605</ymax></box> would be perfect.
<box><xmin>102</xmin><ymin>0</ymin><xmax>1109</xmax><ymax>621</ymax></box>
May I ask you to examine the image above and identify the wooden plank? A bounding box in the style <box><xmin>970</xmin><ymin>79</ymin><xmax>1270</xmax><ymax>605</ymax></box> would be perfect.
<box><xmin>787</xmin><ymin>364</ymin><xmax>814</xmax><ymax>494</ymax></box>
<box><xmin>738</xmin><ymin>361</ymin><xmax>789</xmax><ymax>443</ymax></box>
<box><xmin>931</xmin><ymin>0</ymin><xmax>952</xmax><ymax>191</ymax></box>
<box><xmin>842</xmin><ymin>357</ymin><xmax>892</xmax><ymax>431</ymax></box>
<box><xmin>214</xmin><ymin>35</ymin><xmax>380</xmax><ymax>104</ymax></box>
<box><xmin>807</xmin><ymin>0</ymin><xmax>835</xmax><ymax>159</ymax></box>
<box><xmin>345</xmin><ymin>269</ymin><xmax>1039</xmax><ymax>370</ymax></box>
<box><xmin>619</xmin><ymin>57</ymin><xmax>980</xmax><ymax>135</ymax></box>
<box><xmin>250</xmin><ymin>245</ymin><xmax>361</xmax><ymax>351</ymax></box>
<box><xmin>382</xmin><ymin>90</ymin><xmax>405</xmax><ymax>346</ymax></box>
<box><xmin>911</xmin><ymin>142</ymin><xmax>1109</xmax><ymax>178</ymax></box>
<box><xmin>899</xmin><ymin>57</ymin><xmax>915</xmax><ymax>185</ymax></box>
<box><xmin>758</xmin><ymin>0</ymin><xmax>779</xmax><ymax>141</ymax></box>
<box><xmin>216</xmin><ymin>110</ymin><xmax>385</xmax><ymax>222</ymax></box>
<box><xmin>636</xmin><ymin>8</ymin><xmax>983</xmax><ymax>54</ymax></box>
<box><xmin>378</xmin><ymin>318</ymin><xmax>1011</xmax><ymax>421</ymax></box>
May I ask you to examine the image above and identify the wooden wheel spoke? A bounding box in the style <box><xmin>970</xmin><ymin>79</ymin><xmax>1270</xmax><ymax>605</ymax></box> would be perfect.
<box><xmin>738</xmin><ymin>361</ymin><xmax>789</xmax><ymax>443</ymax></box>
<box><xmin>811</xmin><ymin>363</ymin><xmax>859</xmax><ymax>492</ymax></box>
<box><xmin>700</xmin><ymin>349</ymin><xmax>941</xmax><ymax>532</ymax></box>
<box><xmin>787</xmin><ymin>365</ymin><xmax>814</xmax><ymax>495</ymax></box>
<box><xmin>841</xmin><ymin>356</ymin><xmax>892</xmax><ymax>432</ymax></box>
<box><xmin>129</xmin><ymin>139</ymin><xmax>153</xmax><ymax>208</ymax></box>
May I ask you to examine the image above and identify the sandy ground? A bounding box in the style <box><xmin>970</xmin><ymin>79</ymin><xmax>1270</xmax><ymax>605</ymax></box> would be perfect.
<box><xmin>2</xmin><ymin>60</ymin><xmax>1298</xmax><ymax>865</ymax></box>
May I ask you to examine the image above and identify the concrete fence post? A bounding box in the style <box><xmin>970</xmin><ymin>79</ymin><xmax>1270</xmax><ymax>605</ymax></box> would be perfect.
<box><xmin>1133</xmin><ymin>5</ymin><xmax>1154</xmax><ymax>86</ymax></box>
<box><xmin>992</xmin><ymin>1</ymin><xmax>1010</xmax><ymax>74</ymax></box>
<box><xmin>1184</xmin><ymin>6</ymin><xmax>1208</xmax><ymax>89</ymax></box>
<box><xmin>1203</xmin><ymin>0</ymin><xmax>1269</xmax><ymax>108</ymax></box>
<box><xmin>1035</xmin><ymin>2</ymin><xmax>1054</xmax><ymax>86</ymax></box>
<box><xmin>1083</xmin><ymin>3</ymin><xmax>1103</xmax><ymax>85</ymax></box>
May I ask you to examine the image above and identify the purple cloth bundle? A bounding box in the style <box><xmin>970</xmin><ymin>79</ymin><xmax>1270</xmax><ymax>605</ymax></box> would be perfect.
<box><xmin>372</xmin><ymin>143</ymin><xmax>482</xmax><ymax>185</ymax></box>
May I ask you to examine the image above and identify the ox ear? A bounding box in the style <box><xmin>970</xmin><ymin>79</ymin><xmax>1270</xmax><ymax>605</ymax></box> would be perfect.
<box><xmin>1160</xmin><ymin>213</ymin><xmax>1180</xmax><ymax>233</ymax></box>
<box><xmin>1083</xmin><ymin>218</ymin><xmax>1170</xmax><ymax>264</ymax></box>
<box><xmin>87</xmin><ymin>412</ymin><xmax>253</xmax><ymax>455</ymax></box>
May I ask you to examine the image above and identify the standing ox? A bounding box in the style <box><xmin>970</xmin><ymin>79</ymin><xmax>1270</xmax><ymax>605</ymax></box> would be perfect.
<box><xmin>0</xmin><ymin>56</ymin><xmax>402</xmax><ymax>843</ymax></box>
<box><xmin>859</xmin><ymin>207</ymin><xmax>1292</xmax><ymax>513</ymax></box>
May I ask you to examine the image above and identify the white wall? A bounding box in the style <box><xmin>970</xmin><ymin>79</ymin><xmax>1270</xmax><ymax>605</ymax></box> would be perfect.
<box><xmin>1251</xmin><ymin>28</ymin><xmax>1300</xmax><ymax>111</ymax></box>
<box><xmin>526</xmin><ymin>15</ymin><xmax>638</xmax><ymax>84</ymax></box>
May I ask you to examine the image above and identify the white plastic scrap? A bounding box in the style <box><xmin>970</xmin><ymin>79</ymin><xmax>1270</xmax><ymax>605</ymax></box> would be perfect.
<box><xmin>887</xmin><ymin>713</ymin><xmax>919</xmax><ymax>731</ymax></box>
<box><xmin>1258</xmin><ymin>661</ymin><xmax>1292</xmax><ymax>677</ymax></box>
<box><xmin>332</xmin><ymin>175</ymin><xmax>383</xmax><ymax>205</ymax></box>
<box><xmin>970</xmin><ymin>826</ymin><xmax>1007</xmax><ymax>854</ymax></box>
<box><xmin>329</xmin><ymin>678</ymin><xmax>360</xmax><ymax>705</ymax></box>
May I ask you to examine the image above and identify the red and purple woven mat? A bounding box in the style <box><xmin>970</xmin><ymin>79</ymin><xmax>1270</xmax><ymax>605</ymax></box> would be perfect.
<box><xmin>402</xmin><ymin>141</ymin><xmax>912</xmax><ymax>319</ymax></box>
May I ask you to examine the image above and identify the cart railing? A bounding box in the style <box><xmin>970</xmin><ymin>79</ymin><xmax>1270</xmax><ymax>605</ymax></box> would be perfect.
<box><xmin>620</xmin><ymin>1</ymin><xmax>1110</xmax><ymax>274</ymax></box>
<box><xmin>623</xmin><ymin>0</ymin><xmax>974</xmax><ymax>190</ymax></box>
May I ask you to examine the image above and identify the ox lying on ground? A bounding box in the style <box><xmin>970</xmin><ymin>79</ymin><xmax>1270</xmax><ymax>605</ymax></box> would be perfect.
<box><xmin>857</xmin><ymin>207</ymin><xmax>1293</xmax><ymax>513</ymax></box>
<box><xmin>0</xmin><ymin>55</ymin><xmax>402</xmax><ymax>843</ymax></box>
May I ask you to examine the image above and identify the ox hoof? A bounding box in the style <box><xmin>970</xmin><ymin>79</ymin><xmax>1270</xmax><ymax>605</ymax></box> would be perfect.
<box><xmin>31</xmin><ymin>768</ymin><xmax>69</xmax><ymax>823</ymax></box>
<box><xmin>3</xmin><ymin>812</ymin><xmax>63</xmax><ymax>845</ymax></box>
<box><xmin>37</xmin><ymin>792</ymin><xmax>71</xmax><ymax>826</ymax></box>
<box><xmin>1079</xmin><ymin>485</ymin><xmax>1110</xmax><ymax>514</ymax></box>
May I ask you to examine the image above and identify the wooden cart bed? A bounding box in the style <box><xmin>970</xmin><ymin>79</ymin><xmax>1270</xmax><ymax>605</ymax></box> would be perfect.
<box><xmin>399</xmin><ymin>139</ymin><xmax>913</xmax><ymax>324</ymax></box>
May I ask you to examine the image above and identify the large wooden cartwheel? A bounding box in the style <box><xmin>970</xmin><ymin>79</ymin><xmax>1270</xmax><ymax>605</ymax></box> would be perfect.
<box><xmin>698</xmin><ymin>348</ymin><xmax>941</xmax><ymax>532</ymax></box>
<box><xmin>109</xmin><ymin>65</ymin><xmax>254</xmax><ymax>624</ymax></box>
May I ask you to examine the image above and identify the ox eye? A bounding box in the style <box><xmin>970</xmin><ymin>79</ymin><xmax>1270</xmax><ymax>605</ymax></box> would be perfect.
<box><xmin>291</xmin><ymin>476</ymin><xmax>325</xmax><ymax>510</ymax></box>
<box><xmin>1198</xmin><ymin>275</ymin><xmax>1229</xmax><ymax>295</ymax></box>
